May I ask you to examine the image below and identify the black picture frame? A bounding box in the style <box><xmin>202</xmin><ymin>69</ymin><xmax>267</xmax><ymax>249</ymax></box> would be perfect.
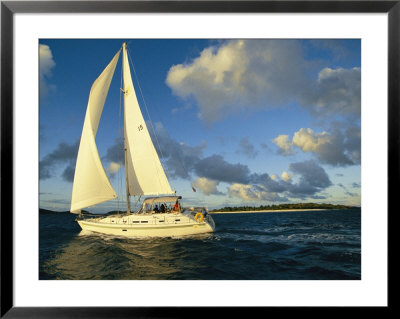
<box><xmin>1</xmin><ymin>1</ymin><xmax>395</xmax><ymax>317</ymax></box>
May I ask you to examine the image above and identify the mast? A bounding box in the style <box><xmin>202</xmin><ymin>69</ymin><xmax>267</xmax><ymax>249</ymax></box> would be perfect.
<box><xmin>123</xmin><ymin>42</ymin><xmax>131</xmax><ymax>214</ymax></box>
<box><xmin>122</xmin><ymin>41</ymin><xmax>174</xmax><ymax>199</ymax></box>
<box><xmin>124</xmin><ymin>143</ymin><xmax>131</xmax><ymax>214</ymax></box>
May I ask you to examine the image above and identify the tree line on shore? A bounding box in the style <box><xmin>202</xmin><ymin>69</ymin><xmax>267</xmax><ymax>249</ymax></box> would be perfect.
<box><xmin>210</xmin><ymin>202</ymin><xmax>356</xmax><ymax>212</ymax></box>
<box><xmin>40</xmin><ymin>202</ymin><xmax>357</xmax><ymax>215</ymax></box>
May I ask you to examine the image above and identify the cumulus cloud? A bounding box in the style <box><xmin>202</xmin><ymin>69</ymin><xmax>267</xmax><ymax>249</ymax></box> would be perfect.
<box><xmin>226</xmin><ymin>160</ymin><xmax>331</xmax><ymax>201</ymax></box>
<box><xmin>228</xmin><ymin>183</ymin><xmax>287</xmax><ymax>202</ymax></box>
<box><xmin>273</xmin><ymin>134</ymin><xmax>295</xmax><ymax>155</ymax></box>
<box><xmin>106</xmin><ymin>162</ymin><xmax>122</xmax><ymax>179</ymax></box>
<box><xmin>151</xmin><ymin>122</ymin><xmax>207</xmax><ymax>179</ymax></box>
<box><xmin>152</xmin><ymin>122</ymin><xmax>332</xmax><ymax>200</ymax></box>
<box><xmin>40</xmin><ymin>120</ymin><xmax>333</xmax><ymax>202</ymax></box>
<box><xmin>281</xmin><ymin>171</ymin><xmax>291</xmax><ymax>182</ymax></box>
<box><xmin>108</xmin><ymin>162</ymin><xmax>121</xmax><ymax>173</ymax></box>
<box><xmin>150</xmin><ymin>121</ymin><xmax>332</xmax><ymax>201</ymax></box>
<box><xmin>166</xmin><ymin>40</ymin><xmax>307</xmax><ymax>122</ymax></box>
<box><xmin>191</xmin><ymin>177</ymin><xmax>223</xmax><ymax>196</ymax></box>
<box><xmin>166</xmin><ymin>40</ymin><xmax>360</xmax><ymax>123</ymax></box>
<box><xmin>273</xmin><ymin>126</ymin><xmax>360</xmax><ymax>166</ymax></box>
<box><xmin>292</xmin><ymin>128</ymin><xmax>332</xmax><ymax>152</ymax></box>
<box><xmin>39</xmin><ymin>44</ymin><xmax>56</xmax><ymax>99</ymax></box>
<box><xmin>301</xmin><ymin>67</ymin><xmax>361</xmax><ymax>118</ymax></box>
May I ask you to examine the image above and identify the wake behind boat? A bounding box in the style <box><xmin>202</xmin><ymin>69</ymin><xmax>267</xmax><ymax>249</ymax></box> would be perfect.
<box><xmin>70</xmin><ymin>42</ymin><xmax>215</xmax><ymax>237</ymax></box>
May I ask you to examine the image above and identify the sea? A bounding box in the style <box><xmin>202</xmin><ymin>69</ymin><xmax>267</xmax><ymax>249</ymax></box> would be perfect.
<box><xmin>39</xmin><ymin>208</ymin><xmax>361</xmax><ymax>280</ymax></box>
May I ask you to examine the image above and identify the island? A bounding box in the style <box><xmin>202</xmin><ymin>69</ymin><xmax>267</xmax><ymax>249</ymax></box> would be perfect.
<box><xmin>39</xmin><ymin>208</ymin><xmax>89</xmax><ymax>214</ymax></box>
<box><xmin>209</xmin><ymin>203</ymin><xmax>358</xmax><ymax>214</ymax></box>
<box><xmin>40</xmin><ymin>203</ymin><xmax>358</xmax><ymax>215</ymax></box>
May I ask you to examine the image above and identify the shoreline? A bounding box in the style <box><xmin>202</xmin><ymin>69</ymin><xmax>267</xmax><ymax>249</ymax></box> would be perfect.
<box><xmin>209</xmin><ymin>208</ymin><xmax>331</xmax><ymax>214</ymax></box>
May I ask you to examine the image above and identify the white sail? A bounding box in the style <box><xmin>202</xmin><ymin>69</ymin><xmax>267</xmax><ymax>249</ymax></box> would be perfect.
<box><xmin>70</xmin><ymin>50</ymin><xmax>121</xmax><ymax>213</ymax></box>
<box><xmin>122</xmin><ymin>43</ymin><xmax>173</xmax><ymax>196</ymax></box>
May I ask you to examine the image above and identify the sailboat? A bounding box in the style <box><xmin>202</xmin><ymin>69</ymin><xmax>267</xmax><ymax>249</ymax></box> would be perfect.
<box><xmin>70</xmin><ymin>42</ymin><xmax>215</xmax><ymax>237</ymax></box>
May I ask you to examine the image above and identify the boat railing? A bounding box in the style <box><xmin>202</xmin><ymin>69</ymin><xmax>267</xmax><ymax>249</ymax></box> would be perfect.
<box><xmin>83</xmin><ymin>215</ymin><xmax>205</xmax><ymax>226</ymax></box>
<box><xmin>80</xmin><ymin>208</ymin><xmax>213</xmax><ymax>226</ymax></box>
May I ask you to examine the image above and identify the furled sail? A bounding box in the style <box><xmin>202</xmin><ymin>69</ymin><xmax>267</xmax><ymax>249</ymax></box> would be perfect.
<box><xmin>70</xmin><ymin>50</ymin><xmax>121</xmax><ymax>213</ymax></box>
<box><xmin>122</xmin><ymin>43</ymin><xmax>173</xmax><ymax>196</ymax></box>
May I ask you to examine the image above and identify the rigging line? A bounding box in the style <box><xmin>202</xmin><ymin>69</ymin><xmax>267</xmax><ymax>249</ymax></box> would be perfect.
<box><xmin>117</xmin><ymin>56</ymin><xmax>124</xmax><ymax>213</ymax></box>
<box><xmin>126</xmin><ymin>43</ymin><xmax>175</xmax><ymax>192</ymax></box>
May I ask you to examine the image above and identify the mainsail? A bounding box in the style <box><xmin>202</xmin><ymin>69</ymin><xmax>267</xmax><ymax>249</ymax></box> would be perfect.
<box><xmin>122</xmin><ymin>43</ymin><xmax>173</xmax><ymax>196</ymax></box>
<box><xmin>70</xmin><ymin>50</ymin><xmax>121</xmax><ymax>213</ymax></box>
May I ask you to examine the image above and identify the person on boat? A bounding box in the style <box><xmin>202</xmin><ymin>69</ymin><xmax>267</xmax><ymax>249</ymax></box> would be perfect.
<box><xmin>160</xmin><ymin>204</ymin><xmax>166</xmax><ymax>213</ymax></box>
<box><xmin>173</xmin><ymin>200</ymin><xmax>180</xmax><ymax>212</ymax></box>
<box><xmin>154</xmin><ymin>205</ymin><xmax>159</xmax><ymax>213</ymax></box>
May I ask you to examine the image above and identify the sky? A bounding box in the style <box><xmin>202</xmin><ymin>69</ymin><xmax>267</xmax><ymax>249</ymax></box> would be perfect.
<box><xmin>39</xmin><ymin>39</ymin><xmax>361</xmax><ymax>213</ymax></box>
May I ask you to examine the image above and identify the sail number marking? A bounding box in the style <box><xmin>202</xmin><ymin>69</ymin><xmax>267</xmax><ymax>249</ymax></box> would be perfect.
<box><xmin>138</xmin><ymin>124</ymin><xmax>143</xmax><ymax>131</ymax></box>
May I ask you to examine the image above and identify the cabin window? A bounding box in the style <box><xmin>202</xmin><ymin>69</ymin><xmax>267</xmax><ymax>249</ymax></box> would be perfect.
<box><xmin>141</xmin><ymin>221</ymin><xmax>148</xmax><ymax>223</ymax></box>
<box><xmin>175</xmin><ymin>219</ymin><xmax>180</xmax><ymax>222</ymax></box>
<box><xmin>132</xmin><ymin>221</ymin><xmax>139</xmax><ymax>223</ymax></box>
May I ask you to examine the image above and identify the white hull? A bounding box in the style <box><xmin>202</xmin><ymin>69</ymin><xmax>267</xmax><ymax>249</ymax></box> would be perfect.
<box><xmin>76</xmin><ymin>211</ymin><xmax>215</xmax><ymax>237</ymax></box>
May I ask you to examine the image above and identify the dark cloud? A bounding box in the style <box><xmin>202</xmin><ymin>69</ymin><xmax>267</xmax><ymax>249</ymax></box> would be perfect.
<box><xmin>300</xmin><ymin>67</ymin><xmax>361</xmax><ymax>119</ymax></box>
<box><xmin>285</xmin><ymin>160</ymin><xmax>332</xmax><ymax>198</ymax></box>
<box><xmin>343</xmin><ymin>125</ymin><xmax>361</xmax><ymax>165</ymax></box>
<box><xmin>226</xmin><ymin>160</ymin><xmax>332</xmax><ymax>201</ymax></box>
<box><xmin>236</xmin><ymin>137</ymin><xmax>258</xmax><ymax>158</ymax></box>
<box><xmin>61</xmin><ymin>164</ymin><xmax>76</xmax><ymax>182</ymax></box>
<box><xmin>314</xmin><ymin>129</ymin><xmax>356</xmax><ymax>166</ymax></box>
<box><xmin>249</xmin><ymin>173</ymin><xmax>288</xmax><ymax>193</ymax></box>
<box><xmin>194</xmin><ymin>155</ymin><xmax>251</xmax><ymax>185</ymax></box>
<box><xmin>40</xmin><ymin>122</ymin><xmax>334</xmax><ymax>202</ymax></box>
<box><xmin>153</xmin><ymin>123</ymin><xmax>332</xmax><ymax>201</ymax></box>
<box><xmin>40</xmin><ymin>138</ymin><xmax>125</xmax><ymax>182</ymax></box>
<box><xmin>102</xmin><ymin>138</ymin><xmax>124</xmax><ymax>164</ymax></box>
<box><xmin>191</xmin><ymin>177</ymin><xmax>224</xmax><ymax>196</ymax></box>
<box><xmin>39</xmin><ymin>140</ymin><xmax>79</xmax><ymax>181</ymax></box>
<box><xmin>248</xmin><ymin>160</ymin><xmax>332</xmax><ymax>200</ymax></box>
<box><xmin>151</xmin><ymin>122</ymin><xmax>206</xmax><ymax>179</ymax></box>
<box><xmin>260</xmin><ymin>142</ymin><xmax>272</xmax><ymax>153</ymax></box>
<box><xmin>274</xmin><ymin>124</ymin><xmax>361</xmax><ymax>167</ymax></box>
